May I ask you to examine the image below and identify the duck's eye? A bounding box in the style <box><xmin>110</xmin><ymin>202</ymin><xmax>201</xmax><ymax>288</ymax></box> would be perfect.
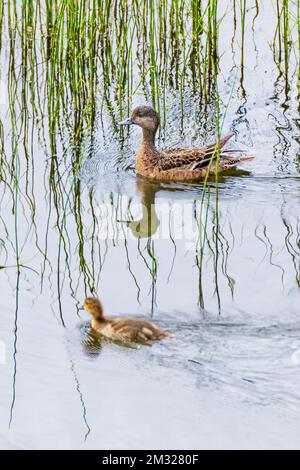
<box><xmin>136</xmin><ymin>111</ymin><xmax>149</xmax><ymax>118</ymax></box>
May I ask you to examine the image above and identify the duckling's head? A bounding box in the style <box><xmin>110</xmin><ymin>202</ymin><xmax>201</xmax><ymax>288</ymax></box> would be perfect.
<box><xmin>83</xmin><ymin>297</ymin><xmax>104</xmax><ymax>320</ymax></box>
<box><xmin>119</xmin><ymin>105</ymin><xmax>160</xmax><ymax>132</ymax></box>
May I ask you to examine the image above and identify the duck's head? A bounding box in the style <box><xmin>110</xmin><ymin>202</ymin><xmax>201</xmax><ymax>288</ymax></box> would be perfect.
<box><xmin>81</xmin><ymin>297</ymin><xmax>104</xmax><ymax>320</ymax></box>
<box><xmin>119</xmin><ymin>105</ymin><xmax>160</xmax><ymax>132</ymax></box>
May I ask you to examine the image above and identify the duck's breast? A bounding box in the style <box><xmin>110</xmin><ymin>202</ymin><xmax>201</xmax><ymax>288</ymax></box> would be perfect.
<box><xmin>92</xmin><ymin>320</ymin><xmax>116</xmax><ymax>339</ymax></box>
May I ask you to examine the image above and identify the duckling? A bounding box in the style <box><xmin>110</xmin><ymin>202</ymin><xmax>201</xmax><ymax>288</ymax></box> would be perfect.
<box><xmin>119</xmin><ymin>105</ymin><xmax>254</xmax><ymax>181</ymax></box>
<box><xmin>82</xmin><ymin>297</ymin><xmax>172</xmax><ymax>344</ymax></box>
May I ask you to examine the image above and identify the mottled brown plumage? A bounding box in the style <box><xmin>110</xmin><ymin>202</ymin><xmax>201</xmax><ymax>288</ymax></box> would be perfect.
<box><xmin>120</xmin><ymin>105</ymin><xmax>254</xmax><ymax>181</ymax></box>
<box><xmin>82</xmin><ymin>297</ymin><xmax>172</xmax><ymax>344</ymax></box>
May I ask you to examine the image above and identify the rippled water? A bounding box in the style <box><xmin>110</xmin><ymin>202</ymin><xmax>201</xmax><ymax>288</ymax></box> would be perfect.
<box><xmin>0</xmin><ymin>1</ymin><xmax>300</xmax><ymax>449</ymax></box>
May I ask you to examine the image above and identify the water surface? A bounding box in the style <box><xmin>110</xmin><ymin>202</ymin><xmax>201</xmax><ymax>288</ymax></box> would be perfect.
<box><xmin>0</xmin><ymin>0</ymin><xmax>299</xmax><ymax>449</ymax></box>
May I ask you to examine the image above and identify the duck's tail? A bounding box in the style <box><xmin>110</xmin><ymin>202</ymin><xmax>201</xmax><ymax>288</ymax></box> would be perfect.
<box><xmin>205</xmin><ymin>132</ymin><xmax>235</xmax><ymax>151</ymax></box>
<box><xmin>219</xmin><ymin>155</ymin><xmax>255</xmax><ymax>169</ymax></box>
<box><xmin>193</xmin><ymin>133</ymin><xmax>254</xmax><ymax>169</ymax></box>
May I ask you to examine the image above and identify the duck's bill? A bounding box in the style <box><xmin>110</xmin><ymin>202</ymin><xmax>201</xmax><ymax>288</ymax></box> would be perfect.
<box><xmin>119</xmin><ymin>117</ymin><xmax>133</xmax><ymax>126</ymax></box>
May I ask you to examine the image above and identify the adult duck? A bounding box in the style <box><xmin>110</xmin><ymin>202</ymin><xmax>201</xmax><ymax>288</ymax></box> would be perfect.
<box><xmin>120</xmin><ymin>105</ymin><xmax>254</xmax><ymax>181</ymax></box>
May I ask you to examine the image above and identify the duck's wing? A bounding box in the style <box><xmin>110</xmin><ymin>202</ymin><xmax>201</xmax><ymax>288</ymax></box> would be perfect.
<box><xmin>159</xmin><ymin>147</ymin><xmax>206</xmax><ymax>170</ymax></box>
<box><xmin>138</xmin><ymin>320</ymin><xmax>173</xmax><ymax>341</ymax></box>
<box><xmin>160</xmin><ymin>133</ymin><xmax>235</xmax><ymax>171</ymax></box>
<box><xmin>111</xmin><ymin>318</ymin><xmax>172</xmax><ymax>342</ymax></box>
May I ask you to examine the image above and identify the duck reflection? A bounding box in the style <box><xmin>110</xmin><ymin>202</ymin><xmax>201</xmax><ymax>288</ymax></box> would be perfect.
<box><xmin>125</xmin><ymin>178</ymin><xmax>161</xmax><ymax>239</ymax></box>
<box><xmin>121</xmin><ymin>171</ymin><xmax>253</xmax><ymax>240</ymax></box>
<box><xmin>81</xmin><ymin>325</ymin><xmax>103</xmax><ymax>357</ymax></box>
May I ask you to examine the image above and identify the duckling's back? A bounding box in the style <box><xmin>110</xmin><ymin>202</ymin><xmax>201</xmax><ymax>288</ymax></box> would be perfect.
<box><xmin>111</xmin><ymin>317</ymin><xmax>171</xmax><ymax>343</ymax></box>
<box><xmin>93</xmin><ymin>315</ymin><xmax>171</xmax><ymax>343</ymax></box>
